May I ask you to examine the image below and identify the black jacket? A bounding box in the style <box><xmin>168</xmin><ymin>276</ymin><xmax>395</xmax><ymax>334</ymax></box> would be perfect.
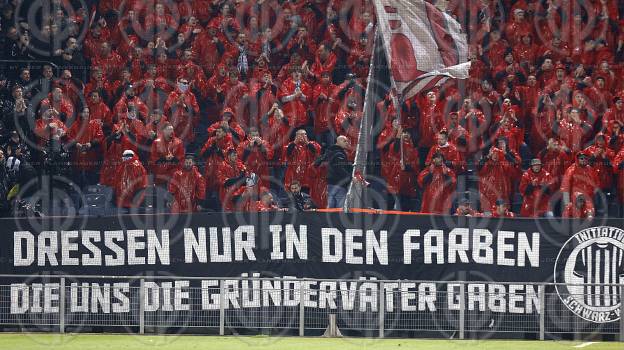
<box><xmin>285</xmin><ymin>191</ymin><xmax>317</xmax><ymax>211</ymax></box>
<box><xmin>323</xmin><ymin>145</ymin><xmax>353</xmax><ymax>188</ymax></box>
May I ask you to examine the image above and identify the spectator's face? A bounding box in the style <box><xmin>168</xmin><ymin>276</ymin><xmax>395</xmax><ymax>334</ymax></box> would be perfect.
<box><xmin>184</xmin><ymin>158</ymin><xmax>194</xmax><ymax>169</ymax></box>
<box><xmin>81</xmin><ymin>108</ymin><xmax>90</xmax><ymax>119</ymax></box>
<box><xmin>616</xmin><ymin>100</ymin><xmax>623</xmax><ymax>110</ymax></box>
<box><xmin>261</xmin><ymin>193</ymin><xmax>273</xmax><ymax>205</ymax></box>
<box><xmin>6</xmin><ymin>26</ymin><xmax>17</xmax><ymax>40</ymax></box>
<box><xmin>290</xmin><ymin>183</ymin><xmax>301</xmax><ymax>194</ymax></box>
<box><xmin>43</xmin><ymin>66</ymin><xmax>53</xmax><ymax>79</ymax></box>
<box><xmin>295</xmin><ymin>130</ymin><xmax>307</xmax><ymax>143</ymax></box>
<box><xmin>576</xmin><ymin>196</ymin><xmax>585</xmax><ymax>208</ymax></box>
<box><xmin>578</xmin><ymin>155</ymin><xmax>587</xmax><ymax>166</ymax></box>
<box><xmin>216</xmin><ymin>128</ymin><xmax>225</xmax><ymax>138</ymax></box>
<box><xmin>13</xmin><ymin>87</ymin><xmax>22</xmax><ymax>99</ymax></box>
<box><xmin>163</xmin><ymin>126</ymin><xmax>174</xmax><ymax>139</ymax></box>
<box><xmin>556</xmin><ymin>69</ymin><xmax>564</xmax><ymax>79</ymax></box>
<box><xmin>596</xmin><ymin>78</ymin><xmax>605</xmax><ymax>88</ymax></box>
<box><xmin>527</xmin><ymin>76</ymin><xmax>537</xmax><ymax>86</ymax></box>
<box><xmin>100</xmin><ymin>43</ymin><xmax>110</xmax><ymax>56</ymax></box>
<box><xmin>90</xmin><ymin>92</ymin><xmax>100</xmax><ymax>103</ymax></box>
<box><xmin>20</xmin><ymin>70</ymin><xmax>30</xmax><ymax>81</ymax></box>
<box><xmin>531</xmin><ymin>164</ymin><xmax>541</xmax><ymax>173</ymax></box>
<box><xmin>522</xmin><ymin>35</ymin><xmax>531</xmax><ymax>45</ymax></box>
<box><xmin>52</xmin><ymin>88</ymin><xmax>62</xmax><ymax>101</ymax></box>
<box><xmin>463</xmin><ymin>98</ymin><xmax>471</xmax><ymax>109</ymax></box>
<box><xmin>596</xmin><ymin>137</ymin><xmax>605</xmax><ymax>147</ymax></box>
<box><xmin>437</xmin><ymin>133</ymin><xmax>447</xmax><ymax>146</ymax></box>
<box><xmin>292</xmin><ymin>71</ymin><xmax>302</xmax><ymax>81</ymax></box>
<box><xmin>228</xmin><ymin>152</ymin><xmax>237</xmax><ymax>162</ymax></box>
<box><xmin>427</xmin><ymin>91</ymin><xmax>436</xmax><ymax>101</ymax></box>
<box><xmin>491</xmin><ymin>151</ymin><xmax>499</xmax><ymax>161</ymax></box>
<box><xmin>321</xmin><ymin>74</ymin><xmax>330</xmax><ymax>84</ymax></box>
<box><xmin>250</xmin><ymin>130</ymin><xmax>259</xmax><ymax>139</ymax></box>
<box><xmin>433</xmin><ymin>155</ymin><xmax>442</xmax><ymax>166</ymax></box>
<box><xmin>336</xmin><ymin>136</ymin><xmax>349</xmax><ymax>149</ymax></box>
<box><xmin>496</xmin><ymin>204</ymin><xmax>506</xmax><ymax>215</ymax></box>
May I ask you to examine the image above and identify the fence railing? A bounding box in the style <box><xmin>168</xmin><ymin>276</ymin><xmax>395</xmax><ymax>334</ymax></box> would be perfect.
<box><xmin>1</xmin><ymin>275</ymin><xmax>622</xmax><ymax>341</ymax></box>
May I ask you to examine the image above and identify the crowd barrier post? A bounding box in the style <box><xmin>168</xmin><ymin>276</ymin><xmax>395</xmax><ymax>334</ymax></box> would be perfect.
<box><xmin>459</xmin><ymin>283</ymin><xmax>465</xmax><ymax>340</ymax></box>
<box><xmin>379</xmin><ymin>281</ymin><xmax>385</xmax><ymax>338</ymax></box>
<box><xmin>219</xmin><ymin>280</ymin><xmax>225</xmax><ymax>336</ymax></box>
<box><xmin>139</xmin><ymin>279</ymin><xmax>145</xmax><ymax>334</ymax></box>
<box><xmin>299</xmin><ymin>281</ymin><xmax>305</xmax><ymax>336</ymax></box>
<box><xmin>59</xmin><ymin>277</ymin><xmax>65</xmax><ymax>334</ymax></box>
<box><xmin>539</xmin><ymin>284</ymin><xmax>545</xmax><ymax>341</ymax></box>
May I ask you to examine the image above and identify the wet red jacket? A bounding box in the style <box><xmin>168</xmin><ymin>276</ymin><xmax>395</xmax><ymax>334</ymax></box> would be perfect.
<box><xmin>34</xmin><ymin>118</ymin><xmax>67</xmax><ymax>146</ymax></box>
<box><xmin>164</xmin><ymin>89</ymin><xmax>200</xmax><ymax>142</ymax></box>
<box><xmin>562</xmin><ymin>200</ymin><xmax>595</xmax><ymax>219</ymax></box>
<box><xmin>584</xmin><ymin>143</ymin><xmax>615</xmax><ymax>190</ymax></box>
<box><xmin>560</xmin><ymin>156</ymin><xmax>600</xmax><ymax>207</ymax></box>
<box><xmin>237</xmin><ymin>137</ymin><xmax>274</xmax><ymax>186</ymax></box>
<box><xmin>417</xmin><ymin>99</ymin><xmax>445</xmax><ymax>147</ymax></box>
<box><xmin>278</xmin><ymin>78</ymin><xmax>312</xmax><ymax>129</ymax></box>
<box><xmin>308</xmin><ymin>162</ymin><xmax>328</xmax><ymax>209</ymax></box>
<box><xmin>556</xmin><ymin>117</ymin><xmax>592</xmax><ymax>153</ymax></box>
<box><xmin>519</xmin><ymin>168</ymin><xmax>555</xmax><ymax>217</ymax></box>
<box><xmin>113</xmin><ymin>96</ymin><xmax>149</xmax><ymax>121</ymax></box>
<box><xmin>149</xmin><ymin>135</ymin><xmax>184</xmax><ymax>185</ymax></box>
<box><xmin>529</xmin><ymin>107</ymin><xmax>556</xmax><ymax>155</ymax></box>
<box><xmin>67</xmin><ymin>119</ymin><xmax>105</xmax><ymax>172</ymax></box>
<box><xmin>169</xmin><ymin>166</ymin><xmax>206</xmax><ymax>214</ymax></box>
<box><xmin>312</xmin><ymin>81</ymin><xmax>338</xmax><ymax>135</ymax></box>
<box><xmin>282</xmin><ymin>140</ymin><xmax>321</xmax><ymax>189</ymax></box>
<box><xmin>380</xmin><ymin>138</ymin><xmax>419</xmax><ymax>196</ymax></box>
<box><xmin>217</xmin><ymin>159</ymin><xmax>248</xmax><ymax>212</ymax></box>
<box><xmin>426</xmin><ymin>143</ymin><xmax>463</xmax><ymax>174</ymax></box>
<box><xmin>199</xmin><ymin>134</ymin><xmax>234</xmax><ymax>192</ymax></box>
<box><xmin>417</xmin><ymin>164</ymin><xmax>457</xmax><ymax>215</ymax></box>
<box><xmin>87</xmin><ymin>100</ymin><xmax>113</xmax><ymax>127</ymax></box>
<box><xmin>310</xmin><ymin>52</ymin><xmax>338</xmax><ymax>81</ymax></box>
<box><xmin>207</xmin><ymin>121</ymin><xmax>246</xmax><ymax>143</ymax></box>
<box><xmin>192</xmin><ymin>32</ymin><xmax>223</xmax><ymax>74</ymax></box>
<box><xmin>478</xmin><ymin>148</ymin><xmax>518</xmax><ymax>210</ymax></box>
<box><xmin>249</xmin><ymin>82</ymin><xmax>278</xmax><ymax>129</ymax></box>
<box><xmin>612</xmin><ymin>149</ymin><xmax>624</xmax><ymax>202</ymax></box>
<box><xmin>218</xmin><ymin>80</ymin><xmax>249</xmax><ymax>123</ymax></box>
<box><xmin>114</xmin><ymin>155</ymin><xmax>148</xmax><ymax>208</ymax></box>
<box><xmin>99</xmin><ymin>128</ymin><xmax>137</xmax><ymax>186</ymax></box>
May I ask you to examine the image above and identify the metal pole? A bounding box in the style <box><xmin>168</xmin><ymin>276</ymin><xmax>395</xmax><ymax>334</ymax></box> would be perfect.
<box><xmin>59</xmin><ymin>277</ymin><xmax>65</xmax><ymax>334</ymax></box>
<box><xmin>139</xmin><ymin>279</ymin><xmax>145</xmax><ymax>334</ymax></box>
<box><xmin>459</xmin><ymin>283</ymin><xmax>465</xmax><ymax>340</ymax></box>
<box><xmin>299</xmin><ymin>281</ymin><xmax>305</xmax><ymax>336</ymax></box>
<box><xmin>219</xmin><ymin>280</ymin><xmax>225</xmax><ymax>336</ymax></box>
<box><xmin>539</xmin><ymin>284</ymin><xmax>545</xmax><ymax>341</ymax></box>
<box><xmin>379</xmin><ymin>281</ymin><xmax>385</xmax><ymax>338</ymax></box>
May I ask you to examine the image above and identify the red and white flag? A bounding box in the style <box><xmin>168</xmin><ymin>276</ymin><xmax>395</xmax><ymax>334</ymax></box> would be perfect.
<box><xmin>373</xmin><ymin>0</ymin><xmax>470</xmax><ymax>100</ymax></box>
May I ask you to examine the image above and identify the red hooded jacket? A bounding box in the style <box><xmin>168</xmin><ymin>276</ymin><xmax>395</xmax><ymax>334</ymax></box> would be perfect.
<box><xmin>114</xmin><ymin>154</ymin><xmax>148</xmax><ymax>208</ymax></box>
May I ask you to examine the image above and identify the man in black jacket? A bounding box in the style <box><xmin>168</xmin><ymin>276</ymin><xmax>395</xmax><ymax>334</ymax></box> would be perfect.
<box><xmin>284</xmin><ymin>180</ymin><xmax>316</xmax><ymax>211</ymax></box>
<box><xmin>317</xmin><ymin>135</ymin><xmax>352</xmax><ymax>208</ymax></box>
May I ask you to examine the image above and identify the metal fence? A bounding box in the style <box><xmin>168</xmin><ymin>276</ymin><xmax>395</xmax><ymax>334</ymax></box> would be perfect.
<box><xmin>0</xmin><ymin>275</ymin><xmax>622</xmax><ymax>341</ymax></box>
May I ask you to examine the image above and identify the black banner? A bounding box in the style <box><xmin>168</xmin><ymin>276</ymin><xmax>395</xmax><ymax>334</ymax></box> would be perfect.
<box><xmin>3</xmin><ymin>212</ymin><xmax>624</xmax><ymax>281</ymax></box>
<box><xmin>2</xmin><ymin>212</ymin><xmax>623</xmax><ymax>333</ymax></box>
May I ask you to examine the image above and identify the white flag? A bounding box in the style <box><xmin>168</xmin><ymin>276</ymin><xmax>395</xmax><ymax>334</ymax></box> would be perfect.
<box><xmin>373</xmin><ymin>0</ymin><xmax>470</xmax><ymax>100</ymax></box>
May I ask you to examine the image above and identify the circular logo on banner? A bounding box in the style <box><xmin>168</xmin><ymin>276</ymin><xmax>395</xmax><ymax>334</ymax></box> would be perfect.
<box><xmin>554</xmin><ymin>226</ymin><xmax>624</xmax><ymax>323</ymax></box>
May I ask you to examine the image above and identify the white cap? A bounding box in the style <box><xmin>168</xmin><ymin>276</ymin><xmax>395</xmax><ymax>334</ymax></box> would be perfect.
<box><xmin>122</xmin><ymin>149</ymin><xmax>135</xmax><ymax>157</ymax></box>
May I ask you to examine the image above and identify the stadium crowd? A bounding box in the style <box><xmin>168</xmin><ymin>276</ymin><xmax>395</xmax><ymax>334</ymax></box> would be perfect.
<box><xmin>0</xmin><ymin>0</ymin><xmax>622</xmax><ymax>219</ymax></box>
